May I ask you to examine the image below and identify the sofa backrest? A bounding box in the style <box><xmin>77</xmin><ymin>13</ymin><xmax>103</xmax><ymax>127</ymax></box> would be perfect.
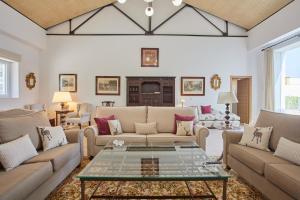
<box><xmin>0</xmin><ymin>109</ymin><xmax>50</xmax><ymax>150</ymax></box>
<box><xmin>96</xmin><ymin>106</ymin><xmax>147</xmax><ymax>133</ymax></box>
<box><xmin>255</xmin><ymin>110</ymin><xmax>300</xmax><ymax>151</ymax></box>
<box><xmin>147</xmin><ymin>106</ymin><xmax>198</xmax><ymax>133</ymax></box>
<box><xmin>0</xmin><ymin>109</ymin><xmax>34</xmax><ymax>118</ymax></box>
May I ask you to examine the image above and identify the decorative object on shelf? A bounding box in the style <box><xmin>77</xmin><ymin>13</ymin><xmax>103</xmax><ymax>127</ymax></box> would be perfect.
<box><xmin>59</xmin><ymin>74</ymin><xmax>77</xmax><ymax>92</ymax></box>
<box><xmin>25</xmin><ymin>72</ymin><xmax>36</xmax><ymax>90</ymax></box>
<box><xmin>181</xmin><ymin>77</ymin><xmax>205</xmax><ymax>96</ymax></box>
<box><xmin>126</xmin><ymin>77</ymin><xmax>175</xmax><ymax>106</ymax></box>
<box><xmin>141</xmin><ymin>48</ymin><xmax>159</xmax><ymax>67</ymax></box>
<box><xmin>210</xmin><ymin>74</ymin><xmax>221</xmax><ymax>90</ymax></box>
<box><xmin>52</xmin><ymin>91</ymin><xmax>72</xmax><ymax>110</ymax></box>
<box><xmin>102</xmin><ymin>101</ymin><xmax>115</xmax><ymax>107</ymax></box>
<box><xmin>96</xmin><ymin>76</ymin><xmax>120</xmax><ymax>95</ymax></box>
<box><xmin>117</xmin><ymin>0</ymin><xmax>182</xmax><ymax>17</ymax></box>
<box><xmin>217</xmin><ymin>91</ymin><xmax>239</xmax><ymax>129</ymax></box>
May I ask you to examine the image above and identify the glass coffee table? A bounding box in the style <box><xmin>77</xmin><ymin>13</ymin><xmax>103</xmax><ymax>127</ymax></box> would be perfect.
<box><xmin>78</xmin><ymin>141</ymin><xmax>230</xmax><ymax>200</ymax></box>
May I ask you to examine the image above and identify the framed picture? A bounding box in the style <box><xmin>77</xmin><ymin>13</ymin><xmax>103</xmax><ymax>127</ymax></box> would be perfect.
<box><xmin>141</xmin><ymin>48</ymin><xmax>159</xmax><ymax>67</ymax></box>
<box><xmin>181</xmin><ymin>77</ymin><xmax>205</xmax><ymax>96</ymax></box>
<box><xmin>95</xmin><ymin>76</ymin><xmax>120</xmax><ymax>95</ymax></box>
<box><xmin>59</xmin><ymin>74</ymin><xmax>77</xmax><ymax>92</ymax></box>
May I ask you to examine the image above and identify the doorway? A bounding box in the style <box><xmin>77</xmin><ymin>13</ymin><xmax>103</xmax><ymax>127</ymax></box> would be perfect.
<box><xmin>231</xmin><ymin>76</ymin><xmax>252</xmax><ymax>124</ymax></box>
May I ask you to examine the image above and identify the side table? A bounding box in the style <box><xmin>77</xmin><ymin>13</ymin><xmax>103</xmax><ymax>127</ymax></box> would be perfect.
<box><xmin>55</xmin><ymin>110</ymin><xmax>73</xmax><ymax>126</ymax></box>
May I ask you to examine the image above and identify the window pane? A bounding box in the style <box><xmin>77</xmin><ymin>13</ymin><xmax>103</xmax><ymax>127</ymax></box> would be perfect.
<box><xmin>0</xmin><ymin>62</ymin><xmax>7</xmax><ymax>95</ymax></box>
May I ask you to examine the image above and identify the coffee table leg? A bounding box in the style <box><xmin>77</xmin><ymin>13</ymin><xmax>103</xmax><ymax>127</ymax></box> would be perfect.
<box><xmin>223</xmin><ymin>179</ymin><xmax>228</xmax><ymax>200</ymax></box>
<box><xmin>81</xmin><ymin>180</ymin><xmax>85</xmax><ymax>200</ymax></box>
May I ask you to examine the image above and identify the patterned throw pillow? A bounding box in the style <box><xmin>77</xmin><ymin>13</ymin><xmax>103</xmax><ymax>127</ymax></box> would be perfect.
<box><xmin>38</xmin><ymin>126</ymin><xmax>68</xmax><ymax>151</ymax></box>
<box><xmin>108</xmin><ymin>120</ymin><xmax>123</xmax><ymax>135</ymax></box>
<box><xmin>135</xmin><ymin>122</ymin><xmax>158</xmax><ymax>135</ymax></box>
<box><xmin>173</xmin><ymin>114</ymin><xmax>195</xmax><ymax>134</ymax></box>
<box><xmin>0</xmin><ymin>134</ymin><xmax>38</xmax><ymax>171</ymax></box>
<box><xmin>176</xmin><ymin>121</ymin><xmax>194</xmax><ymax>136</ymax></box>
<box><xmin>239</xmin><ymin>124</ymin><xmax>273</xmax><ymax>151</ymax></box>
<box><xmin>94</xmin><ymin>115</ymin><xmax>115</xmax><ymax>135</ymax></box>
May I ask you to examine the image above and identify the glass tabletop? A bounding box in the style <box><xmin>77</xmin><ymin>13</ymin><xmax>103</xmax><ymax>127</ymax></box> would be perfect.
<box><xmin>78</xmin><ymin>141</ymin><xmax>230</xmax><ymax>181</ymax></box>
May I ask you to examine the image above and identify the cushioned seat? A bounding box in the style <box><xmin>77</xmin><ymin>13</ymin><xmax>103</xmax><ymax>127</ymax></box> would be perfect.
<box><xmin>147</xmin><ymin>133</ymin><xmax>196</xmax><ymax>143</ymax></box>
<box><xmin>95</xmin><ymin>133</ymin><xmax>146</xmax><ymax>146</ymax></box>
<box><xmin>0</xmin><ymin>162</ymin><xmax>53</xmax><ymax>200</ymax></box>
<box><xmin>229</xmin><ymin>144</ymin><xmax>289</xmax><ymax>175</ymax></box>
<box><xmin>265</xmin><ymin>164</ymin><xmax>300</xmax><ymax>200</ymax></box>
<box><xmin>25</xmin><ymin>143</ymin><xmax>80</xmax><ymax>171</ymax></box>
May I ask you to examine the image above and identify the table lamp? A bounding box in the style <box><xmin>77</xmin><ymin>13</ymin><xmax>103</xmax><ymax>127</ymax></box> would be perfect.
<box><xmin>52</xmin><ymin>92</ymin><xmax>72</xmax><ymax>110</ymax></box>
<box><xmin>217</xmin><ymin>91</ymin><xmax>238</xmax><ymax>129</ymax></box>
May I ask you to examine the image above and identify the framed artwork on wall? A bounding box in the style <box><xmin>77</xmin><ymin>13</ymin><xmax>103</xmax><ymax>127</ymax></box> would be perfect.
<box><xmin>181</xmin><ymin>77</ymin><xmax>205</xmax><ymax>96</ymax></box>
<box><xmin>59</xmin><ymin>74</ymin><xmax>77</xmax><ymax>92</ymax></box>
<box><xmin>141</xmin><ymin>48</ymin><xmax>159</xmax><ymax>67</ymax></box>
<box><xmin>95</xmin><ymin>76</ymin><xmax>120</xmax><ymax>95</ymax></box>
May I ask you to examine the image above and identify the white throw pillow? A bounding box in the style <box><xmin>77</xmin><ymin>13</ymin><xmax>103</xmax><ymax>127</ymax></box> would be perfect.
<box><xmin>274</xmin><ymin>137</ymin><xmax>300</xmax><ymax>165</ymax></box>
<box><xmin>239</xmin><ymin>124</ymin><xmax>273</xmax><ymax>151</ymax></box>
<box><xmin>135</xmin><ymin>122</ymin><xmax>158</xmax><ymax>135</ymax></box>
<box><xmin>108</xmin><ymin>120</ymin><xmax>123</xmax><ymax>135</ymax></box>
<box><xmin>0</xmin><ymin>135</ymin><xmax>38</xmax><ymax>171</ymax></box>
<box><xmin>176</xmin><ymin>121</ymin><xmax>193</xmax><ymax>136</ymax></box>
<box><xmin>38</xmin><ymin>126</ymin><xmax>68</xmax><ymax>151</ymax></box>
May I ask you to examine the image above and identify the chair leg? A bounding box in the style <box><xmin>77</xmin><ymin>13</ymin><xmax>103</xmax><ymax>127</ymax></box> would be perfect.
<box><xmin>79</xmin><ymin>123</ymin><xmax>82</xmax><ymax>129</ymax></box>
<box><xmin>88</xmin><ymin>121</ymin><xmax>91</xmax><ymax>126</ymax></box>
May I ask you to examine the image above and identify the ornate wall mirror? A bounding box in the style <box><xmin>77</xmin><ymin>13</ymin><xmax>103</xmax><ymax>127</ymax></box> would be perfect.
<box><xmin>26</xmin><ymin>72</ymin><xmax>36</xmax><ymax>90</ymax></box>
<box><xmin>211</xmin><ymin>74</ymin><xmax>221</xmax><ymax>90</ymax></box>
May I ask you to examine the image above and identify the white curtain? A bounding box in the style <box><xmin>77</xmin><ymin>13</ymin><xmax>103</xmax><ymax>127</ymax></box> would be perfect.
<box><xmin>264</xmin><ymin>49</ymin><xmax>275</xmax><ymax>111</ymax></box>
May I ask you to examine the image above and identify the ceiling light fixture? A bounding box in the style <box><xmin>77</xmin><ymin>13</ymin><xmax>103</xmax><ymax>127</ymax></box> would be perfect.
<box><xmin>117</xmin><ymin>0</ymin><xmax>127</xmax><ymax>4</ymax></box>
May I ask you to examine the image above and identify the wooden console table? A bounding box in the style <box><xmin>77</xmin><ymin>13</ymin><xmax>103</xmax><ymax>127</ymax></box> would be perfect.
<box><xmin>55</xmin><ymin>110</ymin><xmax>73</xmax><ymax>126</ymax></box>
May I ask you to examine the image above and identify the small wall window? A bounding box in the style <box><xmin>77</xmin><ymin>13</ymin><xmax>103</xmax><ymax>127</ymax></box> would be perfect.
<box><xmin>0</xmin><ymin>58</ymin><xmax>19</xmax><ymax>98</ymax></box>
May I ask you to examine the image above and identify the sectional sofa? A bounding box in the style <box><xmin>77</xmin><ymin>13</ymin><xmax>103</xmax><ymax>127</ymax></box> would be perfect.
<box><xmin>0</xmin><ymin>109</ymin><xmax>83</xmax><ymax>200</ymax></box>
<box><xmin>223</xmin><ymin>110</ymin><xmax>300</xmax><ymax>200</ymax></box>
<box><xmin>85</xmin><ymin>106</ymin><xmax>209</xmax><ymax>157</ymax></box>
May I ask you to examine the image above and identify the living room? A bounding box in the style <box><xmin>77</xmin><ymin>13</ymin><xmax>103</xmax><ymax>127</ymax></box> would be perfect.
<box><xmin>0</xmin><ymin>0</ymin><xmax>299</xmax><ymax>200</ymax></box>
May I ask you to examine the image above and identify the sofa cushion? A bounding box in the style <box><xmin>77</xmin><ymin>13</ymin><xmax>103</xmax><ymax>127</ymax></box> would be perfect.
<box><xmin>147</xmin><ymin>133</ymin><xmax>196</xmax><ymax>144</ymax></box>
<box><xmin>96</xmin><ymin>106</ymin><xmax>147</xmax><ymax>133</ymax></box>
<box><xmin>95</xmin><ymin>133</ymin><xmax>146</xmax><ymax>146</ymax></box>
<box><xmin>255</xmin><ymin>110</ymin><xmax>300</xmax><ymax>151</ymax></box>
<box><xmin>147</xmin><ymin>107</ymin><xmax>198</xmax><ymax>133</ymax></box>
<box><xmin>265</xmin><ymin>164</ymin><xmax>300</xmax><ymax>200</ymax></box>
<box><xmin>228</xmin><ymin>144</ymin><xmax>289</xmax><ymax>175</ymax></box>
<box><xmin>0</xmin><ymin>111</ymin><xmax>50</xmax><ymax>150</ymax></box>
<box><xmin>25</xmin><ymin>143</ymin><xmax>80</xmax><ymax>171</ymax></box>
<box><xmin>0</xmin><ymin>162</ymin><xmax>53</xmax><ymax>200</ymax></box>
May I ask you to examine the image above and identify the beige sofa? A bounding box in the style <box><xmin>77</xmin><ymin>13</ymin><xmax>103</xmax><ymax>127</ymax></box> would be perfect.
<box><xmin>0</xmin><ymin>109</ymin><xmax>83</xmax><ymax>200</ymax></box>
<box><xmin>223</xmin><ymin>110</ymin><xmax>300</xmax><ymax>200</ymax></box>
<box><xmin>85</xmin><ymin>106</ymin><xmax>209</xmax><ymax>157</ymax></box>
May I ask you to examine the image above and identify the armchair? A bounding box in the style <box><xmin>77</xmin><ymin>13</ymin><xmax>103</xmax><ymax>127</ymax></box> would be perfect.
<box><xmin>65</xmin><ymin>103</ymin><xmax>92</xmax><ymax>129</ymax></box>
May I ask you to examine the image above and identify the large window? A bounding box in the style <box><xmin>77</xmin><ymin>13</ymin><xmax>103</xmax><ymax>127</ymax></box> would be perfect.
<box><xmin>0</xmin><ymin>59</ymin><xmax>10</xmax><ymax>97</ymax></box>
<box><xmin>275</xmin><ymin>44</ymin><xmax>300</xmax><ymax>114</ymax></box>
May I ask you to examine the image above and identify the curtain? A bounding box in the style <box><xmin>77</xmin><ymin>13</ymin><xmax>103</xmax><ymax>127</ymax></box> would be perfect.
<box><xmin>264</xmin><ymin>49</ymin><xmax>275</xmax><ymax>111</ymax></box>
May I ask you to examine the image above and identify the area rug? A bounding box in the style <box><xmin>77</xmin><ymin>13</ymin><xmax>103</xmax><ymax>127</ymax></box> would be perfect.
<box><xmin>46</xmin><ymin>158</ymin><xmax>264</xmax><ymax>200</ymax></box>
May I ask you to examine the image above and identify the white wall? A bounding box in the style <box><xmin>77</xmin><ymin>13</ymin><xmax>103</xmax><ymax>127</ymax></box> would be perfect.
<box><xmin>41</xmin><ymin>0</ymin><xmax>250</xmax><ymax>117</ymax></box>
<box><xmin>0</xmin><ymin>2</ymin><xmax>46</xmax><ymax>110</ymax></box>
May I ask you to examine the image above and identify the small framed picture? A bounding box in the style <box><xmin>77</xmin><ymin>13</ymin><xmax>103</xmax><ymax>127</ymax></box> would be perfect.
<box><xmin>59</xmin><ymin>74</ymin><xmax>77</xmax><ymax>92</ymax></box>
<box><xmin>95</xmin><ymin>76</ymin><xmax>120</xmax><ymax>95</ymax></box>
<box><xmin>141</xmin><ymin>48</ymin><xmax>159</xmax><ymax>67</ymax></box>
<box><xmin>181</xmin><ymin>77</ymin><xmax>205</xmax><ymax>96</ymax></box>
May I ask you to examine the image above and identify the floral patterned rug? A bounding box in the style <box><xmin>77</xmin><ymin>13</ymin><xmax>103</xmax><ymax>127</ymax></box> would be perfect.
<box><xmin>46</xmin><ymin>158</ymin><xmax>264</xmax><ymax>200</ymax></box>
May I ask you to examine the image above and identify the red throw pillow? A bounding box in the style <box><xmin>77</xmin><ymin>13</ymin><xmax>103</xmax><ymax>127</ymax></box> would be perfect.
<box><xmin>94</xmin><ymin>115</ymin><xmax>115</xmax><ymax>135</ymax></box>
<box><xmin>201</xmin><ymin>105</ymin><xmax>212</xmax><ymax>114</ymax></box>
<box><xmin>173</xmin><ymin>114</ymin><xmax>195</xmax><ymax>134</ymax></box>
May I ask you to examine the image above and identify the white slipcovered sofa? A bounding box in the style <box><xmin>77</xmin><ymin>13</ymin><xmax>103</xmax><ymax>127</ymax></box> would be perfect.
<box><xmin>84</xmin><ymin>106</ymin><xmax>209</xmax><ymax>157</ymax></box>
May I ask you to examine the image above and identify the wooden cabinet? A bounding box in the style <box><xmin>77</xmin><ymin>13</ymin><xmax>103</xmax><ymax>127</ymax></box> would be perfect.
<box><xmin>126</xmin><ymin>77</ymin><xmax>175</xmax><ymax>106</ymax></box>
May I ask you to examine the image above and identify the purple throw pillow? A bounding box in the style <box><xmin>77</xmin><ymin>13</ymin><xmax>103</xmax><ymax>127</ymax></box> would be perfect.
<box><xmin>173</xmin><ymin>114</ymin><xmax>195</xmax><ymax>134</ymax></box>
<box><xmin>201</xmin><ymin>105</ymin><xmax>212</xmax><ymax>114</ymax></box>
<box><xmin>94</xmin><ymin>115</ymin><xmax>115</xmax><ymax>135</ymax></box>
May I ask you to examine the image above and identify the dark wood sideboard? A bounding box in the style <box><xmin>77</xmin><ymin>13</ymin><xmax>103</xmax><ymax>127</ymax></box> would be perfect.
<box><xmin>126</xmin><ymin>77</ymin><xmax>175</xmax><ymax>106</ymax></box>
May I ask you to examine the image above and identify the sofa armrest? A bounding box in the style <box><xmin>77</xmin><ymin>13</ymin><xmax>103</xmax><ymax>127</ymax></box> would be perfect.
<box><xmin>194</xmin><ymin>124</ymin><xmax>209</xmax><ymax>151</ymax></box>
<box><xmin>222</xmin><ymin>130</ymin><xmax>243</xmax><ymax>166</ymax></box>
<box><xmin>64</xmin><ymin>129</ymin><xmax>84</xmax><ymax>160</ymax></box>
<box><xmin>84</xmin><ymin>125</ymin><xmax>98</xmax><ymax>157</ymax></box>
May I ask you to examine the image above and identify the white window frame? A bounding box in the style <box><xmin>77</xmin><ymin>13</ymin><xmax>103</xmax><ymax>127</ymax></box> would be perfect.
<box><xmin>0</xmin><ymin>59</ymin><xmax>11</xmax><ymax>98</ymax></box>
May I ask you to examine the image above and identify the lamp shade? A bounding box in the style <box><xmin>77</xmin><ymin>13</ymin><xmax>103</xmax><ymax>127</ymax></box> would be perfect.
<box><xmin>52</xmin><ymin>92</ymin><xmax>72</xmax><ymax>103</ymax></box>
<box><xmin>217</xmin><ymin>92</ymin><xmax>238</xmax><ymax>104</ymax></box>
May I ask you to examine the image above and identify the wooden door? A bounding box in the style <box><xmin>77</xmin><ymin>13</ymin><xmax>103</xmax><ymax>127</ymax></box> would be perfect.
<box><xmin>237</xmin><ymin>78</ymin><xmax>250</xmax><ymax>124</ymax></box>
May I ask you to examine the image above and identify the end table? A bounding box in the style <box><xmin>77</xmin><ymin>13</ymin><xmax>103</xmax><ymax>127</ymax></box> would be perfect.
<box><xmin>55</xmin><ymin>110</ymin><xmax>73</xmax><ymax>126</ymax></box>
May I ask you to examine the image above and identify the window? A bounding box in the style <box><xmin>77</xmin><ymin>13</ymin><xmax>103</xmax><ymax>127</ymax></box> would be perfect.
<box><xmin>0</xmin><ymin>59</ymin><xmax>10</xmax><ymax>97</ymax></box>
